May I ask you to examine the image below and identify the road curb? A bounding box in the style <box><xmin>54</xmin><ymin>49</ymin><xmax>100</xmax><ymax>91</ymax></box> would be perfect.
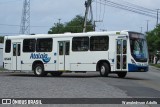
<box><xmin>149</xmin><ymin>66</ymin><xmax>160</xmax><ymax>71</ymax></box>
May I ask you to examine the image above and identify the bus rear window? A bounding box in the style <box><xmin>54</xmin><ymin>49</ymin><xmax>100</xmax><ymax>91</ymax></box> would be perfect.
<box><xmin>5</xmin><ymin>40</ymin><xmax>11</xmax><ymax>53</ymax></box>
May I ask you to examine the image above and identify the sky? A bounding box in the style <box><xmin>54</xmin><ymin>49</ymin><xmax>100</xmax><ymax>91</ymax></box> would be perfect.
<box><xmin>0</xmin><ymin>0</ymin><xmax>160</xmax><ymax>35</ymax></box>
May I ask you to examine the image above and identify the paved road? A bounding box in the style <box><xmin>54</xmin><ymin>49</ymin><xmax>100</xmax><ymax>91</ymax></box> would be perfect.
<box><xmin>0</xmin><ymin>66</ymin><xmax>160</xmax><ymax>107</ymax></box>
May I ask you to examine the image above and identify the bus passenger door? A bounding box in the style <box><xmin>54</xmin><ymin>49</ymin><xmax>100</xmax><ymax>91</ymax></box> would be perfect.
<box><xmin>12</xmin><ymin>43</ymin><xmax>21</xmax><ymax>70</ymax></box>
<box><xmin>58</xmin><ymin>41</ymin><xmax>70</xmax><ymax>71</ymax></box>
<box><xmin>116</xmin><ymin>39</ymin><xmax>127</xmax><ymax>71</ymax></box>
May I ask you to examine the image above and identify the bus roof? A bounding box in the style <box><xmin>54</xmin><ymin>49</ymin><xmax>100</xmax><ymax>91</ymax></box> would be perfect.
<box><xmin>4</xmin><ymin>30</ymin><xmax>138</xmax><ymax>40</ymax></box>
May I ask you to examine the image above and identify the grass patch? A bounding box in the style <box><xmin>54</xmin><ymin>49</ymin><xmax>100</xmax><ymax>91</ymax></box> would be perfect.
<box><xmin>150</xmin><ymin>64</ymin><xmax>160</xmax><ymax>68</ymax></box>
<box><xmin>0</xmin><ymin>67</ymin><xmax>6</xmax><ymax>71</ymax></box>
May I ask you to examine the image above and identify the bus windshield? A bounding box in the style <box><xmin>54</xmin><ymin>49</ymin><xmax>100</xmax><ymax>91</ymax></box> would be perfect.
<box><xmin>129</xmin><ymin>32</ymin><xmax>148</xmax><ymax>62</ymax></box>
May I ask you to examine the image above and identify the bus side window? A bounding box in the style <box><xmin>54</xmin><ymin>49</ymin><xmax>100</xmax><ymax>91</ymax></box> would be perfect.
<box><xmin>5</xmin><ymin>40</ymin><xmax>11</xmax><ymax>53</ymax></box>
<box><xmin>72</xmin><ymin>37</ymin><xmax>89</xmax><ymax>51</ymax></box>
<box><xmin>23</xmin><ymin>39</ymin><xmax>36</xmax><ymax>52</ymax></box>
<box><xmin>36</xmin><ymin>38</ymin><xmax>53</xmax><ymax>52</ymax></box>
<box><xmin>90</xmin><ymin>36</ymin><xmax>109</xmax><ymax>51</ymax></box>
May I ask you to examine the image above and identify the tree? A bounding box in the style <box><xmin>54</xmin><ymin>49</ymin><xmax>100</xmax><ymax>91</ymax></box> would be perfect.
<box><xmin>48</xmin><ymin>23</ymin><xmax>65</xmax><ymax>34</ymax></box>
<box><xmin>0</xmin><ymin>36</ymin><xmax>4</xmax><ymax>43</ymax></box>
<box><xmin>48</xmin><ymin>15</ymin><xmax>94</xmax><ymax>34</ymax></box>
<box><xmin>146</xmin><ymin>24</ymin><xmax>160</xmax><ymax>64</ymax></box>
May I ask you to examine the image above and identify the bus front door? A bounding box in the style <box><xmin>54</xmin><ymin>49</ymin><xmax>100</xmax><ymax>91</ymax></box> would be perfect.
<box><xmin>116</xmin><ymin>39</ymin><xmax>127</xmax><ymax>71</ymax></box>
<box><xmin>12</xmin><ymin>43</ymin><xmax>21</xmax><ymax>70</ymax></box>
<box><xmin>58</xmin><ymin>41</ymin><xmax>70</xmax><ymax>71</ymax></box>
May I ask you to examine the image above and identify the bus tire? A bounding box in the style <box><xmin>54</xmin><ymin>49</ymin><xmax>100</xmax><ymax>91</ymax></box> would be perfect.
<box><xmin>34</xmin><ymin>64</ymin><xmax>47</xmax><ymax>77</ymax></box>
<box><xmin>100</xmin><ymin>63</ymin><xmax>110</xmax><ymax>77</ymax></box>
<box><xmin>50</xmin><ymin>72</ymin><xmax>63</xmax><ymax>77</ymax></box>
<box><xmin>117</xmin><ymin>72</ymin><xmax>127</xmax><ymax>78</ymax></box>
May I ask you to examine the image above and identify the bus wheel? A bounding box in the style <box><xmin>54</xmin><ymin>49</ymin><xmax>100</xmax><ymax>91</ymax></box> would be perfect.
<box><xmin>50</xmin><ymin>72</ymin><xmax>63</xmax><ymax>77</ymax></box>
<box><xmin>117</xmin><ymin>72</ymin><xmax>127</xmax><ymax>78</ymax></box>
<box><xmin>34</xmin><ymin>64</ymin><xmax>47</xmax><ymax>77</ymax></box>
<box><xmin>100</xmin><ymin>63</ymin><xmax>110</xmax><ymax>77</ymax></box>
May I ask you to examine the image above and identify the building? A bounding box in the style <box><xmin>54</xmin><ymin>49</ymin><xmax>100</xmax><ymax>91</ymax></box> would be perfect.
<box><xmin>0</xmin><ymin>43</ymin><xmax>3</xmax><ymax>67</ymax></box>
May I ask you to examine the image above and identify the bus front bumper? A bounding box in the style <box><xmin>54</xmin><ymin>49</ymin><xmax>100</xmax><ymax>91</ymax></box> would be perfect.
<box><xmin>128</xmin><ymin>64</ymin><xmax>149</xmax><ymax>72</ymax></box>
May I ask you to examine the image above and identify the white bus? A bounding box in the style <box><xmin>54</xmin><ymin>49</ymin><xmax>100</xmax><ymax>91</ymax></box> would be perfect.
<box><xmin>3</xmin><ymin>31</ymin><xmax>149</xmax><ymax>78</ymax></box>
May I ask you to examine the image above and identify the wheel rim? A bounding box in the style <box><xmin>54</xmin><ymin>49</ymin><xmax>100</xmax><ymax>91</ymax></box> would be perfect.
<box><xmin>101</xmin><ymin>65</ymin><xmax>105</xmax><ymax>75</ymax></box>
<box><xmin>35</xmin><ymin>66</ymin><xmax>42</xmax><ymax>75</ymax></box>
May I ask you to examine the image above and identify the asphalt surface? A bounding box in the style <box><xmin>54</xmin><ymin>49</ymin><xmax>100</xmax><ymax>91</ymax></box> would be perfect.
<box><xmin>0</xmin><ymin>66</ymin><xmax>160</xmax><ymax>107</ymax></box>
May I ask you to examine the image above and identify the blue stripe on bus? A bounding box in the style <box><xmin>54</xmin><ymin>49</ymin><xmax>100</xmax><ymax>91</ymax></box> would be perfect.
<box><xmin>128</xmin><ymin>64</ymin><xmax>149</xmax><ymax>72</ymax></box>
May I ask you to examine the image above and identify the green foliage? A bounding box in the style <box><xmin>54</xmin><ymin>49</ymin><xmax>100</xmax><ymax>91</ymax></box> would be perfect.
<box><xmin>146</xmin><ymin>24</ymin><xmax>160</xmax><ymax>63</ymax></box>
<box><xmin>146</xmin><ymin>24</ymin><xmax>160</xmax><ymax>54</ymax></box>
<box><xmin>150</xmin><ymin>64</ymin><xmax>160</xmax><ymax>68</ymax></box>
<box><xmin>0</xmin><ymin>67</ymin><xmax>6</xmax><ymax>71</ymax></box>
<box><xmin>48</xmin><ymin>23</ymin><xmax>65</xmax><ymax>34</ymax></box>
<box><xmin>0</xmin><ymin>36</ymin><xmax>4</xmax><ymax>43</ymax></box>
<box><xmin>48</xmin><ymin>15</ymin><xmax>94</xmax><ymax>34</ymax></box>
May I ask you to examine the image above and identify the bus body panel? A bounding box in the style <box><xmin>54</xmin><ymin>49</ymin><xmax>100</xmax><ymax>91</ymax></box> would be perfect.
<box><xmin>3</xmin><ymin>31</ymin><xmax>149</xmax><ymax>75</ymax></box>
<box><xmin>70</xmin><ymin>51</ymin><xmax>108</xmax><ymax>71</ymax></box>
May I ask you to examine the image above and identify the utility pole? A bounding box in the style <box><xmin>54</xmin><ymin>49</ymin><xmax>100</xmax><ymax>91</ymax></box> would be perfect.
<box><xmin>157</xmin><ymin>9</ymin><xmax>159</xmax><ymax>26</ymax></box>
<box><xmin>100</xmin><ymin>29</ymin><xmax>107</xmax><ymax>32</ymax></box>
<box><xmin>140</xmin><ymin>27</ymin><xmax>143</xmax><ymax>33</ymax></box>
<box><xmin>58</xmin><ymin>19</ymin><xmax>61</xmax><ymax>24</ymax></box>
<box><xmin>146</xmin><ymin>20</ymin><xmax>149</xmax><ymax>32</ymax></box>
<box><xmin>93</xmin><ymin>20</ymin><xmax>102</xmax><ymax>31</ymax></box>
<box><xmin>20</xmin><ymin>0</ymin><xmax>30</xmax><ymax>34</ymax></box>
<box><xmin>57</xmin><ymin>19</ymin><xmax>61</xmax><ymax>33</ymax></box>
<box><xmin>83</xmin><ymin>0</ymin><xmax>93</xmax><ymax>32</ymax></box>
